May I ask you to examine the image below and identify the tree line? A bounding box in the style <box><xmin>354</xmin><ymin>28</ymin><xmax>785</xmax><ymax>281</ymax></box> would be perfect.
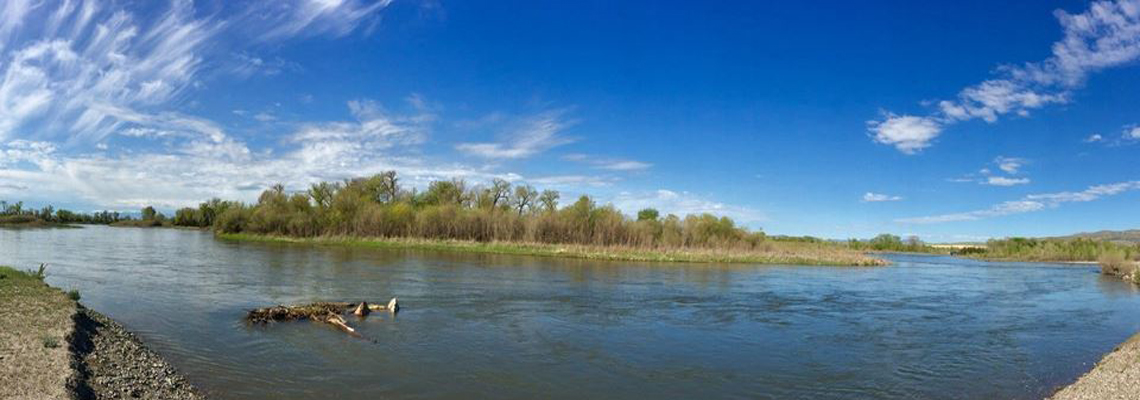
<box><xmin>0</xmin><ymin>200</ymin><xmax>129</xmax><ymax>225</ymax></box>
<box><xmin>170</xmin><ymin>171</ymin><xmax>773</xmax><ymax>250</ymax></box>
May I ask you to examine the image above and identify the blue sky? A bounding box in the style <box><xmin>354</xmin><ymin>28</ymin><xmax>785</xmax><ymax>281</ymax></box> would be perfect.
<box><xmin>1</xmin><ymin>0</ymin><xmax>1139</xmax><ymax>242</ymax></box>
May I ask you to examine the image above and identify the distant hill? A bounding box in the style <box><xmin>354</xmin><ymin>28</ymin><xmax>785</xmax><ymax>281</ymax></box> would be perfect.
<box><xmin>1056</xmin><ymin>230</ymin><xmax>1140</xmax><ymax>244</ymax></box>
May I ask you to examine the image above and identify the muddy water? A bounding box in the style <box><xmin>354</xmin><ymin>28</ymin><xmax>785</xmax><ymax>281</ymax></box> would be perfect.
<box><xmin>3</xmin><ymin>225</ymin><xmax>1139</xmax><ymax>399</ymax></box>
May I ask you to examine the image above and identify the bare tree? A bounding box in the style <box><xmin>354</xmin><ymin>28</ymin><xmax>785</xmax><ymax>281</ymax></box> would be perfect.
<box><xmin>376</xmin><ymin>171</ymin><xmax>399</xmax><ymax>203</ymax></box>
<box><xmin>489</xmin><ymin>178</ymin><xmax>511</xmax><ymax>210</ymax></box>
<box><xmin>512</xmin><ymin>185</ymin><xmax>538</xmax><ymax>216</ymax></box>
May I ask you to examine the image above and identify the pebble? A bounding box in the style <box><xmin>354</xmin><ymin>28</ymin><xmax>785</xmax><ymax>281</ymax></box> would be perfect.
<box><xmin>73</xmin><ymin>308</ymin><xmax>207</xmax><ymax>399</ymax></box>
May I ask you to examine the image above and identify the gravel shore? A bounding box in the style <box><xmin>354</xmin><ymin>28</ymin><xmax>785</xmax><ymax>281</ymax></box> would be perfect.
<box><xmin>70</xmin><ymin>307</ymin><xmax>207</xmax><ymax>400</ymax></box>
<box><xmin>1049</xmin><ymin>332</ymin><xmax>1140</xmax><ymax>400</ymax></box>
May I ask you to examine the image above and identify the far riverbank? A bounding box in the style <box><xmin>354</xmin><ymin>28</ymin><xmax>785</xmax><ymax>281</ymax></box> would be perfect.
<box><xmin>218</xmin><ymin>233</ymin><xmax>888</xmax><ymax>266</ymax></box>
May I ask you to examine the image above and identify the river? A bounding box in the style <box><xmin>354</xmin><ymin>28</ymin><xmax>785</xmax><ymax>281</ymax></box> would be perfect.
<box><xmin>3</xmin><ymin>225</ymin><xmax>1139</xmax><ymax>399</ymax></box>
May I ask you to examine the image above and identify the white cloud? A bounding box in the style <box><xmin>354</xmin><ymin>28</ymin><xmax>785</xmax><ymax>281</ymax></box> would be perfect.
<box><xmin>229</xmin><ymin>53</ymin><xmax>301</xmax><ymax>78</ymax></box>
<box><xmin>984</xmin><ymin>176</ymin><xmax>1031</xmax><ymax>186</ymax></box>
<box><xmin>456</xmin><ymin>110</ymin><xmax>576</xmax><ymax>159</ymax></box>
<box><xmin>562</xmin><ymin>153</ymin><xmax>652</xmax><ymax>171</ymax></box>
<box><xmin>899</xmin><ymin>180</ymin><xmax>1140</xmax><ymax>224</ymax></box>
<box><xmin>525</xmin><ymin>175</ymin><xmax>616</xmax><ymax>188</ymax></box>
<box><xmin>0</xmin><ymin>1</ymin><xmax>217</xmax><ymax>143</ymax></box>
<box><xmin>871</xmin><ymin>0</ymin><xmax>1140</xmax><ymax>153</ymax></box>
<box><xmin>0</xmin><ymin>1</ymin><xmax>392</xmax><ymax>146</ymax></box>
<box><xmin>1085</xmin><ymin>133</ymin><xmax>1104</xmax><ymax>142</ymax></box>
<box><xmin>1126</xmin><ymin>125</ymin><xmax>1140</xmax><ymax>140</ymax></box>
<box><xmin>950</xmin><ymin>156</ymin><xmax>1033</xmax><ymax>185</ymax></box>
<box><xmin>867</xmin><ymin>113</ymin><xmax>942</xmax><ymax>154</ymax></box>
<box><xmin>610</xmin><ymin>190</ymin><xmax>766</xmax><ymax>224</ymax></box>
<box><xmin>598</xmin><ymin>160</ymin><xmax>652</xmax><ymax>171</ymax></box>
<box><xmin>253</xmin><ymin>112</ymin><xmax>276</xmax><ymax>122</ymax></box>
<box><xmin>247</xmin><ymin>0</ymin><xmax>392</xmax><ymax>42</ymax></box>
<box><xmin>862</xmin><ymin>192</ymin><xmax>903</xmax><ymax>202</ymax></box>
<box><xmin>0</xmin><ymin>96</ymin><xmax>519</xmax><ymax>209</ymax></box>
<box><xmin>994</xmin><ymin>156</ymin><xmax>1027</xmax><ymax>174</ymax></box>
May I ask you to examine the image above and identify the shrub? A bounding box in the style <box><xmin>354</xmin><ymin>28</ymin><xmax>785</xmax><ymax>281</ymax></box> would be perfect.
<box><xmin>27</xmin><ymin>263</ymin><xmax>46</xmax><ymax>280</ymax></box>
<box><xmin>1099</xmin><ymin>251</ymin><xmax>1128</xmax><ymax>276</ymax></box>
<box><xmin>67</xmin><ymin>289</ymin><xmax>81</xmax><ymax>301</ymax></box>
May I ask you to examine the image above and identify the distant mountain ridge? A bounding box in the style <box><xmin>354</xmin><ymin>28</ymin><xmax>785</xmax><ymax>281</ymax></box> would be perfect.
<box><xmin>1056</xmin><ymin>229</ymin><xmax>1140</xmax><ymax>244</ymax></box>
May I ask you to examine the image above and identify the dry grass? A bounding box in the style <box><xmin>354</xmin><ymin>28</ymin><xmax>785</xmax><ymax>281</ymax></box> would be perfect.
<box><xmin>0</xmin><ymin>265</ymin><xmax>77</xmax><ymax>400</ymax></box>
<box><xmin>1099</xmin><ymin>252</ymin><xmax>1130</xmax><ymax>276</ymax></box>
<box><xmin>220</xmin><ymin>233</ymin><xmax>887</xmax><ymax>266</ymax></box>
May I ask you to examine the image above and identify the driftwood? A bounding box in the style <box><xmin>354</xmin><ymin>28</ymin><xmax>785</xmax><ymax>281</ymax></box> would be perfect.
<box><xmin>246</xmin><ymin>298</ymin><xmax>399</xmax><ymax>337</ymax></box>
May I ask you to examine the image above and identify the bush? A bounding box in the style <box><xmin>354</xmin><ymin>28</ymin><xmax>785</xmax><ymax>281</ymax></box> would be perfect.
<box><xmin>1099</xmin><ymin>251</ymin><xmax>1128</xmax><ymax>275</ymax></box>
<box><xmin>67</xmin><ymin>289</ymin><xmax>81</xmax><ymax>301</ymax></box>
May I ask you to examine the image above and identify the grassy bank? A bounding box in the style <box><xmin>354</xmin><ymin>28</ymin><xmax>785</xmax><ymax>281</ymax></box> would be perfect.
<box><xmin>0</xmin><ymin>215</ymin><xmax>77</xmax><ymax>229</ymax></box>
<box><xmin>967</xmin><ymin>237</ymin><xmax>1140</xmax><ymax>263</ymax></box>
<box><xmin>219</xmin><ymin>233</ymin><xmax>887</xmax><ymax>265</ymax></box>
<box><xmin>0</xmin><ymin>265</ymin><xmax>77</xmax><ymax>399</ymax></box>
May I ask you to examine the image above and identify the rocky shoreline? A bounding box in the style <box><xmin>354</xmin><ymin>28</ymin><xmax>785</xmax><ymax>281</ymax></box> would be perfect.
<box><xmin>1049</xmin><ymin>332</ymin><xmax>1140</xmax><ymax>400</ymax></box>
<box><xmin>69</xmin><ymin>307</ymin><xmax>206</xmax><ymax>400</ymax></box>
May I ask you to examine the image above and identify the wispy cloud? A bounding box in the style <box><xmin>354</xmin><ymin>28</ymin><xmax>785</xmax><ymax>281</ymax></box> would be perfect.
<box><xmin>983</xmin><ymin>176</ymin><xmax>1031</xmax><ymax>186</ymax></box>
<box><xmin>994</xmin><ymin>156</ymin><xmax>1027</xmax><ymax>174</ymax></box>
<box><xmin>611</xmin><ymin>190</ymin><xmax>766</xmax><ymax>224</ymax></box>
<box><xmin>862</xmin><ymin>192</ymin><xmax>903</xmax><ymax>202</ymax></box>
<box><xmin>456</xmin><ymin>110</ymin><xmax>576</xmax><ymax>159</ymax></box>
<box><xmin>899</xmin><ymin>180</ymin><xmax>1140</xmax><ymax>224</ymax></box>
<box><xmin>562</xmin><ymin>153</ymin><xmax>652</xmax><ymax>171</ymax></box>
<box><xmin>949</xmin><ymin>156</ymin><xmax>1032</xmax><ymax>186</ymax></box>
<box><xmin>869</xmin><ymin>0</ymin><xmax>1140</xmax><ymax>153</ymax></box>
<box><xmin>525</xmin><ymin>175</ymin><xmax>617</xmax><ymax>188</ymax></box>
<box><xmin>1084</xmin><ymin>124</ymin><xmax>1140</xmax><ymax>145</ymax></box>
<box><xmin>243</xmin><ymin>0</ymin><xmax>393</xmax><ymax>42</ymax></box>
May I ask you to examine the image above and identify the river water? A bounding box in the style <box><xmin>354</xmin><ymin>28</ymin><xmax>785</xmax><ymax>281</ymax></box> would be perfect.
<box><xmin>3</xmin><ymin>225</ymin><xmax>1139</xmax><ymax>399</ymax></box>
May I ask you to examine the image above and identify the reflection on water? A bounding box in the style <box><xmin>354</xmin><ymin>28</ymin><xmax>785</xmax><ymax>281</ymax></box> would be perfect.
<box><xmin>3</xmin><ymin>226</ymin><xmax>1140</xmax><ymax>399</ymax></box>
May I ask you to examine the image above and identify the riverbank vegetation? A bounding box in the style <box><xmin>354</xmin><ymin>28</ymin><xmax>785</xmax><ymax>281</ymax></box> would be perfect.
<box><xmin>1097</xmin><ymin>251</ymin><xmax>1140</xmax><ymax>284</ymax></box>
<box><xmin>0</xmin><ymin>200</ymin><xmax>128</xmax><ymax>227</ymax></box>
<box><xmin>978</xmin><ymin>237</ymin><xmax>1139</xmax><ymax>262</ymax></box>
<box><xmin>109</xmin><ymin>206</ymin><xmax>168</xmax><ymax>227</ymax></box>
<box><xmin>843</xmin><ymin>234</ymin><xmax>948</xmax><ymax>254</ymax></box>
<box><xmin>220</xmin><ymin>233</ymin><xmax>884</xmax><ymax>265</ymax></box>
<box><xmin>168</xmin><ymin>171</ymin><xmax>882</xmax><ymax>265</ymax></box>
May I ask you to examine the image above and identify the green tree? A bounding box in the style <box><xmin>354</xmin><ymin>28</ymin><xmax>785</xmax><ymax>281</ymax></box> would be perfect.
<box><xmin>637</xmin><ymin>208</ymin><xmax>660</xmax><ymax>221</ymax></box>
<box><xmin>538</xmin><ymin>190</ymin><xmax>560</xmax><ymax>213</ymax></box>
<box><xmin>141</xmin><ymin>206</ymin><xmax>157</xmax><ymax>221</ymax></box>
<box><xmin>422</xmin><ymin>179</ymin><xmax>467</xmax><ymax>206</ymax></box>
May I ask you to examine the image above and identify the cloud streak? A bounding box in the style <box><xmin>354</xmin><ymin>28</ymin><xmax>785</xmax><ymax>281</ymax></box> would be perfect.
<box><xmin>862</xmin><ymin>192</ymin><xmax>903</xmax><ymax>202</ymax></box>
<box><xmin>611</xmin><ymin>190</ymin><xmax>767</xmax><ymax>224</ymax></box>
<box><xmin>456</xmin><ymin>110</ymin><xmax>576</xmax><ymax>159</ymax></box>
<box><xmin>869</xmin><ymin>0</ymin><xmax>1140</xmax><ymax>153</ymax></box>
<box><xmin>898</xmin><ymin>180</ymin><xmax>1140</xmax><ymax>223</ymax></box>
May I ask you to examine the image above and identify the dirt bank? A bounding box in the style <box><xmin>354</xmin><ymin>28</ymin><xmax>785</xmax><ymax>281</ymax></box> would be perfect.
<box><xmin>0</xmin><ymin>265</ymin><xmax>205</xmax><ymax>400</ymax></box>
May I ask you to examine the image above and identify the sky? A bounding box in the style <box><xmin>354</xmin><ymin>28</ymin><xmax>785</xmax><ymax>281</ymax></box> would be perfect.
<box><xmin>1</xmin><ymin>0</ymin><xmax>1139</xmax><ymax>242</ymax></box>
